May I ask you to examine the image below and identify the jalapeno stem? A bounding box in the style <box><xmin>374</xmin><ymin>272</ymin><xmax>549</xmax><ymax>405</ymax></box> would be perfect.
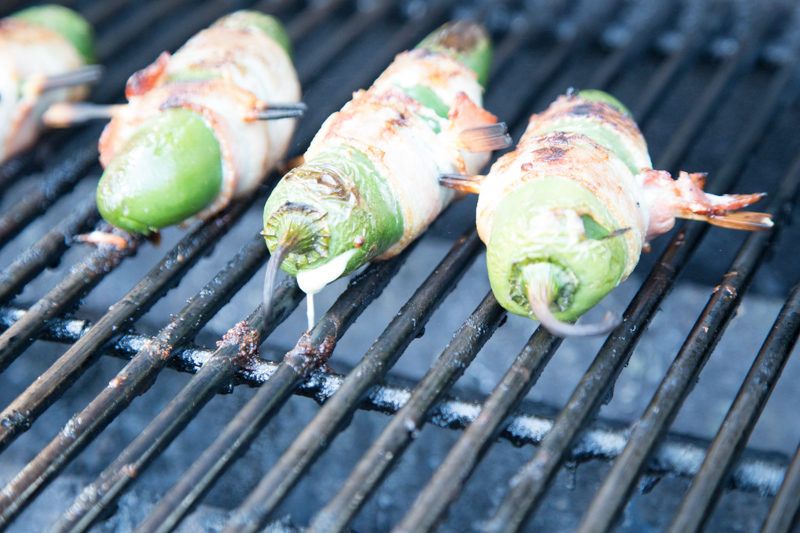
<box><xmin>261</xmin><ymin>234</ymin><xmax>301</xmax><ymax>330</ymax></box>
<box><xmin>525</xmin><ymin>280</ymin><xmax>621</xmax><ymax>338</ymax></box>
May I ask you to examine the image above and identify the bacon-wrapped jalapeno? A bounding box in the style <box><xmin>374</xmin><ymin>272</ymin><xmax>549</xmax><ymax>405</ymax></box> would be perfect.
<box><xmin>262</xmin><ymin>21</ymin><xmax>509</xmax><ymax>323</ymax></box>
<box><xmin>443</xmin><ymin>89</ymin><xmax>772</xmax><ymax>336</ymax></box>
<box><xmin>0</xmin><ymin>5</ymin><xmax>96</xmax><ymax>161</ymax></box>
<box><xmin>92</xmin><ymin>11</ymin><xmax>302</xmax><ymax>235</ymax></box>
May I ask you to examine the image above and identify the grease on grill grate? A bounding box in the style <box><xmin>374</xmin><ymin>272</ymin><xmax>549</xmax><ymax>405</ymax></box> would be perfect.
<box><xmin>2</xmin><ymin>0</ymin><xmax>800</xmax><ymax>532</ymax></box>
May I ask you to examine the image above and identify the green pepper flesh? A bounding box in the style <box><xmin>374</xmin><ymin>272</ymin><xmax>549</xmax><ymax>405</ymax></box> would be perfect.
<box><xmin>212</xmin><ymin>10</ymin><xmax>292</xmax><ymax>57</ymax></box>
<box><xmin>415</xmin><ymin>20</ymin><xmax>492</xmax><ymax>88</ymax></box>
<box><xmin>575</xmin><ymin>89</ymin><xmax>633</xmax><ymax>118</ymax></box>
<box><xmin>97</xmin><ymin>108</ymin><xmax>223</xmax><ymax>235</ymax></box>
<box><xmin>487</xmin><ymin>178</ymin><xmax>627</xmax><ymax>322</ymax></box>
<box><xmin>12</xmin><ymin>5</ymin><xmax>95</xmax><ymax>64</ymax></box>
<box><xmin>263</xmin><ymin>145</ymin><xmax>404</xmax><ymax>277</ymax></box>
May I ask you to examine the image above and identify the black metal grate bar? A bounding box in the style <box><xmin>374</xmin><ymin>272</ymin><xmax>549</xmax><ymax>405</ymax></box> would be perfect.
<box><xmin>92</xmin><ymin>0</ymin><xmax>205</xmax><ymax>63</ymax></box>
<box><xmin>585</xmin><ymin>1</ymin><xmax>674</xmax><ymax>90</ymax></box>
<box><xmin>0</xmin><ymin>1</ymin><xmax>798</xmax><ymax>531</ymax></box>
<box><xmin>0</xmin><ymin>129</ymin><xmax>101</xmax><ymax>250</ymax></box>
<box><xmin>390</xmin><ymin>5</ymin><xmax>711</xmax><ymax>529</ymax></box>
<box><xmin>0</xmin><ymin>150</ymin><xmax>37</xmax><ymax>196</ymax></box>
<box><xmin>395</xmin><ymin>325</ymin><xmax>561</xmax><ymax>533</ymax></box>
<box><xmin>0</xmin><ymin>224</ymin><xmax>140</xmax><ymax>376</ymax></box>
<box><xmin>654</xmin><ymin>14</ymin><xmax>772</xmax><ymax>174</ymax></box>
<box><xmin>53</xmin><ymin>277</ymin><xmax>305</xmax><ymax>533</ymax></box>
<box><xmin>0</xmin><ymin>0</ymin><xmax>321</xmax><ymax>462</ymax></box>
<box><xmin>81</xmin><ymin>0</ymin><xmax>140</xmax><ymax>28</ymax></box>
<box><xmin>0</xmin><ymin>301</ymin><xmax>787</xmax><ymax>498</ymax></box>
<box><xmin>489</xmin><ymin>0</ymin><xmax>620</xmax><ymax>128</ymax></box>
<box><xmin>576</xmin><ymin>84</ymin><xmax>800</xmax><ymax>533</ymax></box>
<box><xmin>664</xmin><ymin>163</ymin><xmax>800</xmax><ymax>532</ymax></box>
<box><xmin>0</xmin><ymin>231</ymin><xmax>272</xmax><ymax>526</ymax></box>
<box><xmin>276</xmin><ymin>0</ymin><xmax>352</xmax><ymax>43</ymax></box>
<box><xmin>0</xmin><ymin>186</ymin><xmax>261</xmax><ymax>456</ymax></box>
<box><xmin>306</xmin><ymin>291</ymin><xmax>507</xmax><ymax>533</ymax></box>
<box><xmin>220</xmin><ymin>228</ymin><xmax>480</xmax><ymax>533</ymax></box>
<box><xmin>0</xmin><ymin>197</ymin><xmax>99</xmax><ymax>306</ymax></box>
<box><xmin>482</xmin><ymin>19</ymin><xmax>781</xmax><ymax>533</ymax></box>
<box><xmin>136</xmin><ymin>242</ymin><xmax>415</xmax><ymax>533</ymax></box>
<box><xmin>299</xmin><ymin>5</ymin><xmax>595</xmax><ymax>525</ymax></box>
<box><xmin>762</xmin><ymin>428</ymin><xmax>800</xmax><ymax>532</ymax></box>
<box><xmin>4</xmin><ymin>1</ymin><xmax>424</xmax><ymax>528</ymax></box>
<box><xmin>629</xmin><ymin>12</ymin><xmax>709</xmax><ymax>123</ymax></box>
<box><xmin>293</xmin><ymin>0</ymin><xmax>397</xmax><ymax>83</ymax></box>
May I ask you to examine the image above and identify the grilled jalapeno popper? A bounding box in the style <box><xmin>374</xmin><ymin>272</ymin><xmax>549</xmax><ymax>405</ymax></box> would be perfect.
<box><xmin>69</xmin><ymin>11</ymin><xmax>301</xmax><ymax>235</ymax></box>
<box><xmin>0</xmin><ymin>5</ymin><xmax>97</xmax><ymax>162</ymax></box>
<box><xmin>261</xmin><ymin>20</ymin><xmax>509</xmax><ymax>326</ymax></box>
<box><xmin>442</xmin><ymin>89</ymin><xmax>772</xmax><ymax>337</ymax></box>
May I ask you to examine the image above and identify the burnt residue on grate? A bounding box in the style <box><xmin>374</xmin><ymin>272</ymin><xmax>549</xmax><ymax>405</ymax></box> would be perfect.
<box><xmin>2</xmin><ymin>0</ymin><xmax>800</xmax><ymax>532</ymax></box>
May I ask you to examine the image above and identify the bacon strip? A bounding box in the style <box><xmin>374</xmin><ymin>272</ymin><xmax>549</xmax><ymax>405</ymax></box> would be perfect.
<box><xmin>306</xmin><ymin>50</ymin><xmax>497</xmax><ymax>257</ymax></box>
<box><xmin>99</xmin><ymin>22</ymin><xmax>301</xmax><ymax>221</ymax></box>
<box><xmin>0</xmin><ymin>18</ymin><xmax>86</xmax><ymax>161</ymax></box>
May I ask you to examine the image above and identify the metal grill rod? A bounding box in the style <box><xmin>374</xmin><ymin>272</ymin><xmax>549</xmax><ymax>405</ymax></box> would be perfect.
<box><xmin>387</xmin><ymin>4</ymin><xmax>696</xmax><ymax>529</ymax></box>
<box><xmin>54</xmin><ymin>278</ymin><xmax>305</xmax><ymax>533</ymax></box>
<box><xmin>0</xmin><ymin>304</ymin><xmax>787</xmax><ymax>498</ymax></box>
<box><xmin>218</xmin><ymin>229</ymin><xmax>479</xmax><ymax>533</ymax></box>
<box><xmin>0</xmin><ymin>130</ymin><xmax>101</xmax><ymax>249</ymax></box>
<box><xmin>128</xmin><ymin>4</ymin><xmax>475</xmax><ymax>530</ymax></box>
<box><xmin>0</xmin><ymin>185</ymin><xmax>262</xmax><ymax>455</ymax></box>
<box><xmin>629</xmin><ymin>5</ymin><xmax>710</xmax><ymax>123</ymax></box>
<box><xmin>393</xmin><ymin>325</ymin><xmax>562</xmax><ymax>533</ymax></box>
<box><xmin>293</xmin><ymin>0</ymin><xmax>396</xmax><ymax>83</ymax></box>
<box><xmin>0</xmin><ymin>197</ymin><xmax>99</xmax><ymax>306</ymax></box>
<box><xmin>585</xmin><ymin>0</ymin><xmax>674</xmax><ymax>90</ymax></box>
<box><xmin>483</xmin><ymin>16</ymin><xmax>779</xmax><ymax>533</ymax></box>
<box><xmin>489</xmin><ymin>0</ymin><xmax>621</xmax><ymax>133</ymax></box>
<box><xmin>211</xmin><ymin>1</ymin><xmax>574</xmax><ymax>526</ymax></box>
<box><xmin>136</xmin><ymin>242</ymin><xmax>415</xmax><ymax>533</ymax></box>
<box><xmin>304</xmin><ymin>2</ymin><xmax>630</xmax><ymax>527</ymax></box>
<box><xmin>576</xmin><ymin>76</ymin><xmax>800</xmax><ymax>533</ymax></box>
<box><xmin>39</xmin><ymin>0</ymin><xmax>418</xmax><ymax>524</ymax></box>
<box><xmin>307</xmin><ymin>291</ymin><xmax>508</xmax><ymax>533</ymax></box>
<box><xmin>0</xmin><ymin>0</ymin><xmax>362</xmax><ymax>507</ymax></box>
<box><xmin>0</xmin><ymin>0</ymin><xmax>307</xmax><ymax>454</ymax></box>
<box><xmin>665</xmin><ymin>161</ymin><xmax>800</xmax><ymax>532</ymax></box>
<box><xmin>0</xmin><ymin>230</ymin><xmax>272</xmax><ymax>527</ymax></box>
<box><xmin>81</xmin><ymin>0</ymin><xmax>140</xmax><ymax>29</ymax></box>
<box><xmin>0</xmin><ymin>223</ymin><xmax>140</xmax><ymax>373</ymax></box>
<box><xmin>762</xmin><ymin>430</ymin><xmax>800</xmax><ymax>532</ymax></box>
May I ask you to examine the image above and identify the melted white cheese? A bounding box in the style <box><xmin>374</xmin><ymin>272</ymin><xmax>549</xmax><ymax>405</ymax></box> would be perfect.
<box><xmin>297</xmin><ymin>249</ymin><xmax>358</xmax><ymax>330</ymax></box>
<box><xmin>306</xmin><ymin>293</ymin><xmax>315</xmax><ymax>334</ymax></box>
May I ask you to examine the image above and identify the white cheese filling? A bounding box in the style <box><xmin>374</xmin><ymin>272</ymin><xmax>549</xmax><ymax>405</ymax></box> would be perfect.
<box><xmin>296</xmin><ymin>249</ymin><xmax>358</xmax><ymax>330</ymax></box>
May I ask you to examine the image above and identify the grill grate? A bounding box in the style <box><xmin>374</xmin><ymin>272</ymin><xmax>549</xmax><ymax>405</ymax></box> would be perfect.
<box><xmin>2</xmin><ymin>0</ymin><xmax>800</xmax><ymax>531</ymax></box>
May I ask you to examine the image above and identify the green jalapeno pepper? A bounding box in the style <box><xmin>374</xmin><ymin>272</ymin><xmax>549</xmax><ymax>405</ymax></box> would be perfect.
<box><xmin>262</xmin><ymin>21</ymin><xmax>496</xmax><ymax>309</ymax></box>
<box><xmin>471</xmin><ymin>89</ymin><xmax>771</xmax><ymax>336</ymax></box>
<box><xmin>12</xmin><ymin>5</ymin><xmax>96</xmax><ymax>64</ymax></box>
<box><xmin>96</xmin><ymin>11</ymin><xmax>298</xmax><ymax>236</ymax></box>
